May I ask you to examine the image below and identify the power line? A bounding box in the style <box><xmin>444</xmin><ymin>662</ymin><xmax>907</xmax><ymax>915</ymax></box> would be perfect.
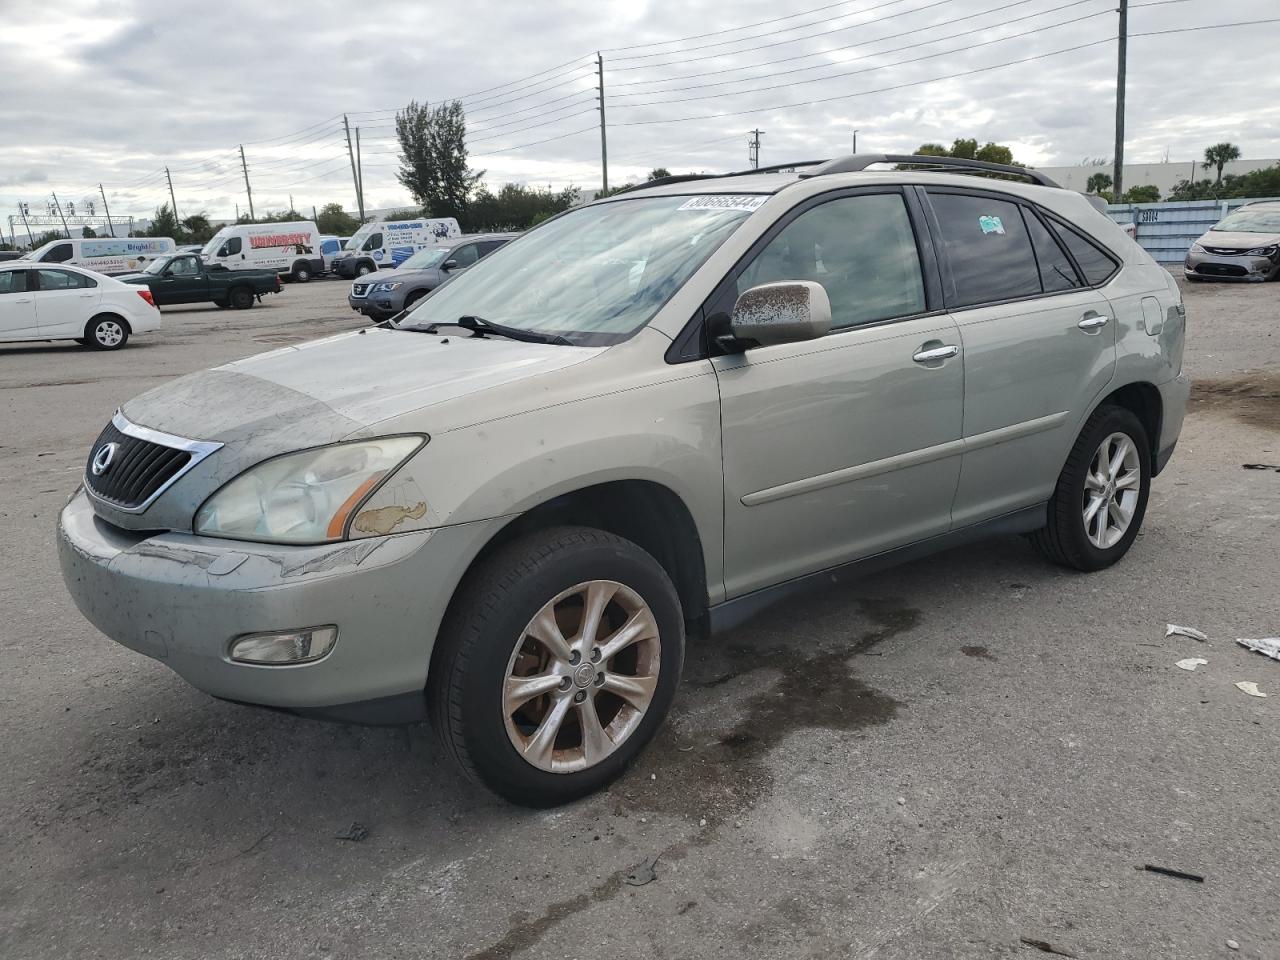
<box><xmin>611</xmin><ymin>8</ymin><xmax>1112</xmax><ymax>109</ymax></box>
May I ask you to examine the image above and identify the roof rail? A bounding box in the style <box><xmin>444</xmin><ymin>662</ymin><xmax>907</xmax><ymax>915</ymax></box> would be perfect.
<box><xmin>798</xmin><ymin>154</ymin><xmax>1061</xmax><ymax>188</ymax></box>
<box><xmin>608</xmin><ymin>160</ymin><xmax>830</xmax><ymax>196</ymax></box>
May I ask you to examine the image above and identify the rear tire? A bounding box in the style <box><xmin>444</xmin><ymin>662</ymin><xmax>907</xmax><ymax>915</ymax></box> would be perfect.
<box><xmin>85</xmin><ymin>315</ymin><xmax>129</xmax><ymax>351</ymax></box>
<box><xmin>1031</xmin><ymin>405</ymin><xmax>1151</xmax><ymax>571</ymax></box>
<box><xmin>229</xmin><ymin>287</ymin><xmax>254</xmax><ymax>310</ymax></box>
<box><xmin>429</xmin><ymin>526</ymin><xmax>684</xmax><ymax>807</ymax></box>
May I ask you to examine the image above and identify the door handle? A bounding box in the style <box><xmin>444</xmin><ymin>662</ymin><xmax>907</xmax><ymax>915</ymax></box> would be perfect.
<box><xmin>78</xmin><ymin>292</ymin><xmax>95</xmax><ymax>298</ymax></box>
<box><xmin>913</xmin><ymin>344</ymin><xmax>960</xmax><ymax>363</ymax></box>
<box><xmin>14</xmin><ymin>297</ymin><xmax>32</xmax><ymax>303</ymax></box>
<box><xmin>1078</xmin><ymin>314</ymin><xmax>1109</xmax><ymax>330</ymax></box>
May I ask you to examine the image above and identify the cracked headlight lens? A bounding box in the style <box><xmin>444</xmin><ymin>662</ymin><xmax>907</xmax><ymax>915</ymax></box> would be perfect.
<box><xmin>194</xmin><ymin>437</ymin><xmax>425</xmax><ymax>544</ymax></box>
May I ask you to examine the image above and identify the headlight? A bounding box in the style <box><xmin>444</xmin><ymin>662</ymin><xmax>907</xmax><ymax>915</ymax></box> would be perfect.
<box><xmin>377</xmin><ymin>281</ymin><xmax>403</xmax><ymax>291</ymax></box>
<box><xmin>1246</xmin><ymin>245</ymin><xmax>1278</xmax><ymax>257</ymax></box>
<box><xmin>194</xmin><ymin>437</ymin><xmax>425</xmax><ymax>544</ymax></box>
<box><xmin>1189</xmin><ymin>243</ymin><xmax>1205</xmax><ymax>254</ymax></box>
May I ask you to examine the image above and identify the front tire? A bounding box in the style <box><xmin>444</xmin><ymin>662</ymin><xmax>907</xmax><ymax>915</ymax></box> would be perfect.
<box><xmin>1031</xmin><ymin>405</ymin><xmax>1151</xmax><ymax>571</ymax></box>
<box><xmin>356</xmin><ymin>262</ymin><xmax>373</xmax><ymax>277</ymax></box>
<box><xmin>429</xmin><ymin>527</ymin><xmax>684</xmax><ymax>807</ymax></box>
<box><xmin>85</xmin><ymin>315</ymin><xmax>129</xmax><ymax>350</ymax></box>
<box><xmin>291</xmin><ymin>261</ymin><xmax>312</xmax><ymax>283</ymax></box>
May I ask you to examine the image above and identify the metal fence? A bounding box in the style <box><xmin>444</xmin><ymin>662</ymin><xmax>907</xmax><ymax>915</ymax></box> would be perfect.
<box><xmin>1106</xmin><ymin>197</ymin><xmax>1280</xmax><ymax>264</ymax></box>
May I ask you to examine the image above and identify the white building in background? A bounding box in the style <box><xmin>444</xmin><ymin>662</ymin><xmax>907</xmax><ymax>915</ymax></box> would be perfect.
<box><xmin>1039</xmin><ymin>158</ymin><xmax>1279</xmax><ymax>195</ymax></box>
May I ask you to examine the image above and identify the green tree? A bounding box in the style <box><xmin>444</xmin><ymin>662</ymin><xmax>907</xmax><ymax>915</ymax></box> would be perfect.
<box><xmin>181</xmin><ymin>213</ymin><xmax>215</xmax><ymax>243</ymax></box>
<box><xmin>81</xmin><ymin>226</ymin><xmax>97</xmax><ymax>238</ymax></box>
<box><xmin>145</xmin><ymin>203</ymin><xmax>181</xmax><ymax>239</ymax></box>
<box><xmin>1086</xmin><ymin>172</ymin><xmax>1113</xmax><ymax>195</ymax></box>
<box><xmin>379</xmin><ymin>207</ymin><xmax>428</xmax><ymax>222</ymax></box>
<box><xmin>31</xmin><ymin>230</ymin><xmax>66</xmax><ymax>248</ymax></box>
<box><xmin>915</xmin><ymin>143</ymin><xmax>949</xmax><ymax>157</ymax></box>
<box><xmin>396</xmin><ymin>99</ymin><xmax>483</xmax><ymax>222</ymax></box>
<box><xmin>1120</xmin><ymin>185</ymin><xmax>1160</xmax><ymax>204</ymax></box>
<box><xmin>316</xmin><ymin>202</ymin><xmax>360</xmax><ymax>236</ymax></box>
<box><xmin>912</xmin><ymin>139</ymin><xmax>1019</xmax><ymax>166</ymax></box>
<box><xmin>974</xmin><ymin>142</ymin><xmax>1014</xmax><ymax>165</ymax></box>
<box><xmin>949</xmin><ymin>138</ymin><xmax>979</xmax><ymax>159</ymax></box>
<box><xmin>1204</xmin><ymin>142</ymin><xmax>1241</xmax><ymax>186</ymax></box>
<box><xmin>465</xmin><ymin>183</ymin><xmax>580</xmax><ymax>231</ymax></box>
<box><xmin>647</xmin><ymin>167</ymin><xmax>672</xmax><ymax>180</ymax></box>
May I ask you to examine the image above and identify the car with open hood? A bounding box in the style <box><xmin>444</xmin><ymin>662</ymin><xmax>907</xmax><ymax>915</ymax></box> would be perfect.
<box><xmin>58</xmin><ymin>154</ymin><xmax>1189</xmax><ymax>806</ymax></box>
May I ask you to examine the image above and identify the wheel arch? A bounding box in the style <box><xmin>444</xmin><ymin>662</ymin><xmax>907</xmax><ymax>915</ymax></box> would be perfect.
<box><xmin>84</xmin><ymin>312</ymin><xmax>131</xmax><ymax>338</ymax></box>
<box><xmin>1092</xmin><ymin>380</ymin><xmax>1163</xmax><ymax>472</ymax></box>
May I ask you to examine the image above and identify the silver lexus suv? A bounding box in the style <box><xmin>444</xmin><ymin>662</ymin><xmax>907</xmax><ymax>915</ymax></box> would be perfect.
<box><xmin>57</xmin><ymin>155</ymin><xmax>1190</xmax><ymax>806</ymax></box>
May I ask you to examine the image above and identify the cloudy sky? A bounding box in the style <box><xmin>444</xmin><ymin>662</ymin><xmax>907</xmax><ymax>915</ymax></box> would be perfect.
<box><xmin>2</xmin><ymin>0</ymin><xmax>1278</xmax><ymax>229</ymax></box>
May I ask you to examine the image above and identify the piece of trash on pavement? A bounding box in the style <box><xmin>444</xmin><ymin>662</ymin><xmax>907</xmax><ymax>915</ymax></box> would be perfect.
<box><xmin>1142</xmin><ymin>863</ymin><xmax>1205</xmax><ymax>883</ymax></box>
<box><xmin>335</xmin><ymin>822</ymin><xmax>369</xmax><ymax>842</ymax></box>
<box><xmin>1235</xmin><ymin>681</ymin><xmax>1267</xmax><ymax>698</ymax></box>
<box><xmin>1241</xmin><ymin>463</ymin><xmax>1280</xmax><ymax>473</ymax></box>
<box><xmin>1166</xmin><ymin>624</ymin><xmax>1209</xmax><ymax>642</ymax></box>
<box><xmin>1176</xmin><ymin>658</ymin><xmax>1209</xmax><ymax>672</ymax></box>
<box><xmin>1227</xmin><ymin>939</ymin><xmax>1240</xmax><ymax>950</ymax></box>
<box><xmin>1019</xmin><ymin>936</ymin><xmax>1078</xmax><ymax>957</ymax></box>
<box><xmin>1236</xmin><ymin>637</ymin><xmax>1280</xmax><ymax>662</ymax></box>
<box><xmin>626</xmin><ymin>855</ymin><xmax>660</xmax><ymax>886</ymax></box>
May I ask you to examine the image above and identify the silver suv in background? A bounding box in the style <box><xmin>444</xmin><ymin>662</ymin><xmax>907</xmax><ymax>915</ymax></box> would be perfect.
<box><xmin>1184</xmin><ymin>201</ymin><xmax>1280</xmax><ymax>281</ymax></box>
<box><xmin>348</xmin><ymin>233</ymin><xmax>516</xmax><ymax>322</ymax></box>
<box><xmin>58</xmin><ymin>155</ymin><xmax>1189</xmax><ymax>807</ymax></box>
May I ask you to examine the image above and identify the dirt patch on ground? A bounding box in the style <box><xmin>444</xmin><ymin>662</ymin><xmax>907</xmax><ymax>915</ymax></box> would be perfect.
<box><xmin>1191</xmin><ymin>372</ymin><xmax>1280</xmax><ymax>430</ymax></box>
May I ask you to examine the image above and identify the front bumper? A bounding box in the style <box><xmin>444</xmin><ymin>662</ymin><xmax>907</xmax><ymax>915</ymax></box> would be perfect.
<box><xmin>1183</xmin><ymin>247</ymin><xmax>1279</xmax><ymax>281</ymax></box>
<box><xmin>57</xmin><ymin>489</ymin><xmax>506</xmax><ymax>719</ymax></box>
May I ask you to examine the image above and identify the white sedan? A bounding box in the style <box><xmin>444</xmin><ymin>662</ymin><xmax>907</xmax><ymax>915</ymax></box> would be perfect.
<box><xmin>0</xmin><ymin>261</ymin><xmax>161</xmax><ymax>350</ymax></box>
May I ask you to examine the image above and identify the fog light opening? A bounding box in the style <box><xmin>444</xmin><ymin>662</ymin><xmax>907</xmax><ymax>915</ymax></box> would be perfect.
<box><xmin>229</xmin><ymin>625</ymin><xmax>338</xmax><ymax>665</ymax></box>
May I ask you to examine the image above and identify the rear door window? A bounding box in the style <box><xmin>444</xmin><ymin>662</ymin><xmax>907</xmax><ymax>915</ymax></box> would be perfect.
<box><xmin>1052</xmin><ymin>220</ymin><xmax>1119</xmax><ymax>286</ymax></box>
<box><xmin>36</xmin><ymin>269</ymin><xmax>95</xmax><ymax>290</ymax></box>
<box><xmin>477</xmin><ymin>240</ymin><xmax>508</xmax><ymax>257</ymax></box>
<box><xmin>928</xmin><ymin>192</ymin><xmax>1041</xmax><ymax>307</ymax></box>
<box><xmin>0</xmin><ymin>270</ymin><xmax>28</xmax><ymax>293</ymax></box>
<box><xmin>1022</xmin><ymin>209</ymin><xmax>1081</xmax><ymax>292</ymax></box>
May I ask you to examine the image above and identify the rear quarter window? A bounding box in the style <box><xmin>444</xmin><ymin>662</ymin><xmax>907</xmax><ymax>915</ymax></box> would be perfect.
<box><xmin>1052</xmin><ymin>220</ymin><xmax>1120</xmax><ymax>286</ymax></box>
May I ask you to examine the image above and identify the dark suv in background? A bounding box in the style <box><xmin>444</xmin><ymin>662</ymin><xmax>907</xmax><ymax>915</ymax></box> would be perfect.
<box><xmin>348</xmin><ymin>233</ymin><xmax>517</xmax><ymax>321</ymax></box>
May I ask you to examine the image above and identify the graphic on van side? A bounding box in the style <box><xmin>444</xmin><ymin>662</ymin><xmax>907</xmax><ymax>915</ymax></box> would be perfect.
<box><xmin>81</xmin><ymin>239</ymin><xmax>171</xmax><ymax>257</ymax></box>
<box><xmin>390</xmin><ymin>246</ymin><xmax>415</xmax><ymax>266</ymax></box>
<box><xmin>249</xmin><ymin>232</ymin><xmax>313</xmax><ymax>252</ymax></box>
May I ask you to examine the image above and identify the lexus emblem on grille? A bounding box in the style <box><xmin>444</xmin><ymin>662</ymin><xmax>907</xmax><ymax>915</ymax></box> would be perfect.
<box><xmin>91</xmin><ymin>442</ymin><xmax>119</xmax><ymax>476</ymax></box>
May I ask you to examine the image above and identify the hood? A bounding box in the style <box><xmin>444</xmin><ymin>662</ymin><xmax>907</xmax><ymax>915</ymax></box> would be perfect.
<box><xmin>122</xmin><ymin>327</ymin><xmax>603</xmax><ymax>447</ymax></box>
<box><xmin>1199</xmin><ymin>230</ymin><xmax>1280</xmax><ymax>250</ymax></box>
<box><xmin>361</xmin><ymin>265</ymin><xmax>438</xmax><ymax>284</ymax></box>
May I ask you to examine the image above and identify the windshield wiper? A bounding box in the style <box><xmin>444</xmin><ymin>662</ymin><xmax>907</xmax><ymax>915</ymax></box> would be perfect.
<box><xmin>451</xmin><ymin>315</ymin><xmax>572</xmax><ymax>346</ymax></box>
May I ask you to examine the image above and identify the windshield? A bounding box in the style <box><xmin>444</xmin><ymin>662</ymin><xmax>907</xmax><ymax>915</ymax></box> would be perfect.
<box><xmin>142</xmin><ymin>257</ymin><xmax>172</xmax><ymax>275</ymax></box>
<box><xmin>399</xmin><ymin>195</ymin><xmax>761</xmax><ymax>345</ymax></box>
<box><xmin>344</xmin><ymin>225</ymin><xmax>375</xmax><ymax>251</ymax></box>
<box><xmin>1212</xmin><ymin>209</ymin><xmax>1280</xmax><ymax>234</ymax></box>
<box><xmin>399</xmin><ymin>247</ymin><xmax>450</xmax><ymax>270</ymax></box>
<box><xmin>201</xmin><ymin>230</ymin><xmax>230</xmax><ymax>257</ymax></box>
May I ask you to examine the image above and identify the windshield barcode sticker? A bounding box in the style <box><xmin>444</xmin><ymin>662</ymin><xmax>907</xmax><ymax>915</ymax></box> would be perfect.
<box><xmin>677</xmin><ymin>196</ymin><xmax>769</xmax><ymax>213</ymax></box>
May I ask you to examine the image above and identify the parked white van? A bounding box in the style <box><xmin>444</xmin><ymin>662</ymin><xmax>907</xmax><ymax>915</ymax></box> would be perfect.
<box><xmin>201</xmin><ymin>221</ymin><xmax>324</xmax><ymax>282</ymax></box>
<box><xmin>331</xmin><ymin>218</ymin><xmax>461</xmax><ymax>277</ymax></box>
<box><xmin>23</xmin><ymin>237</ymin><xmax>176</xmax><ymax>275</ymax></box>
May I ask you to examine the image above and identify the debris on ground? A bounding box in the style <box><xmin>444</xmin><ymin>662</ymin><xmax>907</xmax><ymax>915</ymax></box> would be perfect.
<box><xmin>1019</xmin><ymin>936</ymin><xmax>1078</xmax><ymax>957</ymax></box>
<box><xmin>1235</xmin><ymin>681</ymin><xmax>1267</xmax><ymax>698</ymax></box>
<box><xmin>626</xmin><ymin>855</ymin><xmax>660</xmax><ymax>886</ymax></box>
<box><xmin>1227</xmin><ymin>939</ymin><xmax>1240</xmax><ymax>950</ymax></box>
<box><xmin>1176</xmin><ymin>658</ymin><xmax>1209</xmax><ymax>672</ymax></box>
<box><xmin>335</xmin><ymin>822</ymin><xmax>369</xmax><ymax>842</ymax></box>
<box><xmin>1242</xmin><ymin>463</ymin><xmax>1280</xmax><ymax>473</ymax></box>
<box><xmin>1142</xmin><ymin>863</ymin><xmax>1205</xmax><ymax>883</ymax></box>
<box><xmin>1236</xmin><ymin>637</ymin><xmax>1280</xmax><ymax>662</ymax></box>
<box><xmin>1166</xmin><ymin>624</ymin><xmax>1210</xmax><ymax>642</ymax></box>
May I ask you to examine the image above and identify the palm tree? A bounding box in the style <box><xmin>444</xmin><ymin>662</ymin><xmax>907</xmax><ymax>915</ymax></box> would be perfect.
<box><xmin>1204</xmin><ymin>143</ymin><xmax>1241</xmax><ymax>186</ymax></box>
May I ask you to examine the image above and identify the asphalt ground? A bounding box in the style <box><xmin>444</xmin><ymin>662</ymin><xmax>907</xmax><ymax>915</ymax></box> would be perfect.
<box><xmin>1</xmin><ymin>272</ymin><xmax>1278</xmax><ymax>959</ymax></box>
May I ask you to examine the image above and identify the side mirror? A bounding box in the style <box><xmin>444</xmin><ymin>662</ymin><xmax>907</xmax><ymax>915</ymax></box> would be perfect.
<box><xmin>442</xmin><ymin>259</ymin><xmax>458</xmax><ymax>270</ymax></box>
<box><xmin>730</xmin><ymin>281</ymin><xmax>831</xmax><ymax>347</ymax></box>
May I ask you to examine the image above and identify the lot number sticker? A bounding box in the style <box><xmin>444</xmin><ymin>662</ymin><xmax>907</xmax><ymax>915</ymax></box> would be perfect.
<box><xmin>678</xmin><ymin>196</ymin><xmax>769</xmax><ymax>213</ymax></box>
<box><xmin>978</xmin><ymin>215</ymin><xmax>1005</xmax><ymax>235</ymax></box>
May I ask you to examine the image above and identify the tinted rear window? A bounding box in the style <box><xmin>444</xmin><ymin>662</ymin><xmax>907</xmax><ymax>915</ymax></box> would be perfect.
<box><xmin>929</xmin><ymin>193</ymin><xmax>1041</xmax><ymax>307</ymax></box>
<box><xmin>0</xmin><ymin>270</ymin><xmax>28</xmax><ymax>293</ymax></box>
<box><xmin>1022</xmin><ymin>209</ymin><xmax>1081</xmax><ymax>292</ymax></box>
<box><xmin>1054</xmin><ymin>221</ymin><xmax>1119</xmax><ymax>285</ymax></box>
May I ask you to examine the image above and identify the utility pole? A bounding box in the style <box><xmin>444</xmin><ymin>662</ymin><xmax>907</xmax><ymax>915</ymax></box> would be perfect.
<box><xmin>749</xmin><ymin>129</ymin><xmax>764</xmax><ymax>169</ymax></box>
<box><xmin>343</xmin><ymin>115</ymin><xmax>365</xmax><ymax>221</ymax></box>
<box><xmin>239</xmin><ymin>145</ymin><xmax>255</xmax><ymax>221</ymax></box>
<box><xmin>596</xmin><ymin>53</ymin><xmax>609</xmax><ymax>195</ymax></box>
<box><xmin>852</xmin><ymin>129</ymin><xmax>858</xmax><ymax>154</ymax></box>
<box><xmin>51</xmin><ymin>192</ymin><xmax>71</xmax><ymax>237</ymax></box>
<box><xmin>18</xmin><ymin>203</ymin><xmax>33</xmax><ymax>246</ymax></box>
<box><xmin>98</xmin><ymin>184</ymin><xmax>115</xmax><ymax>237</ymax></box>
<box><xmin>1113</xmin><ymin>0</ymin><xmax>1128</xmax><ymax>201</ymax></box>
<box><xmin>312</xmin><ymin>204</ymin><xmax>318</xmax><ymax>223</ymax></box>
<box><xmin>165</xmin><ymin>167</ymin><xmax>180</xmax><ymax>228</ymax></box>
<box><xmin>289</xmin><ymin>194</ymin><xmax>295</xmax><ymax>215</ymax></box>
<box><xmin>355</xmin><ymin>127</ymin><xmax>366</xmax><ymax>218</ymax></box>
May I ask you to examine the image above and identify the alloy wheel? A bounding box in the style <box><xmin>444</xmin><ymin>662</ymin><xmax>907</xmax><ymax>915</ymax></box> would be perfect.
<box><xmin>1082</xmin><ymin>432</ymin><xmax>1141</xmax><ymax>548</ymax></box>
<box><xmin>94</xmin><ymin>320</ymin><xmax>124</xmax><ymax>347</ymax></box>
<box><xmin>503</xmin><ymin>580</ymin><xmax>661</xmax><ymax>774</ymax></box>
